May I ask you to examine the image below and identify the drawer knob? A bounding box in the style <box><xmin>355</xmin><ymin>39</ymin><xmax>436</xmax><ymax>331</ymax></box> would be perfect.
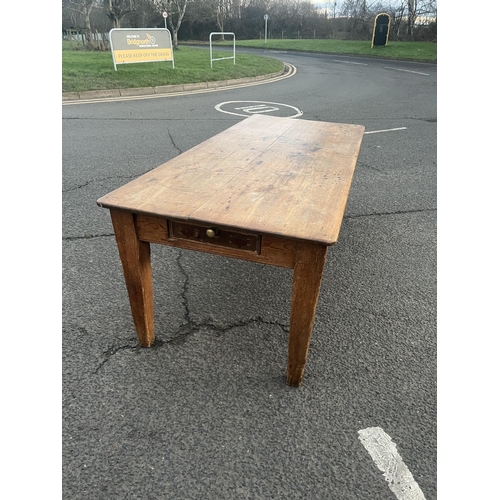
<box><xmin>206</xmin><ymin>228</ymin><xmax>217</xmax><ymax>238</ymax></box>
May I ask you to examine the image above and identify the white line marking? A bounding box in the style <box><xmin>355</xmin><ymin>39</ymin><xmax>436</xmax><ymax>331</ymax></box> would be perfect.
<box><xmin>333</xmin><ymin>59</ymin><xmax>368</xmax><ymax>65</ymax></box>
<box><xmin>234</xmin><ymin>104</ymin><xmax>269</xmax><ymax>110</ymax></box>
<box><xmin>234</xmin><ymin>104</ymin><xmax>280</xmax><ymax>114</ymax></box>
<box><xmin>364</xmin><ymin>127</ymin><xmax>407</xmax><ymax>134</ymax></box>
<box><xmin>358</xmin><ymin>427</ymin><xmax>426</xmax><ymax>500</ymax></box>
<box><xmin>384</xmin><ymin>67</ymin><xmax>430</xmax><ymax>76</ymax></box>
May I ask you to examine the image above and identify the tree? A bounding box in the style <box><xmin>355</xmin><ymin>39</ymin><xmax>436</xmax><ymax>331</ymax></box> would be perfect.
<box><xmin>167</xmin><ymin>0</ymin><xmax>191</xmax><ymax>48</ymax></box>
<box><xmin>383</xmin><ymin>0</ymin><xmax>406</xmax><ymax>38</ymax></box>
<box><xmin>180</xmin><ymin>0</ymin><xmax>215</xmax><ymax>40</ymax></box>
<box><xmin>146</xmin><ymin>0</ymin><xmax>191</xmax><ymax>49</ymax></box>
<box><xmin>127</xmin><ymin>0</ymin><xmax>160</xmax><ymax>27</ymax></box>
<box><xmin>215</xmin><ymin>0</ymin><xmax>231</xmax><ymax>38</ymax></box>
<box><xmin>102</xmin><ymin>0</ymin><xmax>133</xmax><ymax>28</ymax></box>
<box><xmin>63</xmin><ymin>0</ymin><xmax>436</xmax><ymax>43</ymax></box>
<box><xmin>407</xmin><ymin>0</ymin><xmax>416</xmax><ymax>39</ymax></box>
<box><xmin>200</xmin><ymin>0</ymin><xmax>237</xmax><ymax>40</ymax></box>
<box><xmin>407</xmin><ymin>0</ymin><xmax>437</xmax><ymax>40</ymax></box>
<box><xmin>63</xmin><ymin>0</ymin><xmax>97</xmax><ymax>45</ymax></box>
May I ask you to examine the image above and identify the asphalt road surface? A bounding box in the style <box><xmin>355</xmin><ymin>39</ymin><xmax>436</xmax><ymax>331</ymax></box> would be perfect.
<box><xmin>62</xmin><ymin>48</ymin><xmax>437</xmax><ymax>499</ymax></box>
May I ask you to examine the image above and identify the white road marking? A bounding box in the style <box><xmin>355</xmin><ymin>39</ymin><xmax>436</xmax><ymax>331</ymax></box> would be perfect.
<box><xmin>62</xmin><ymin>63</ymin><xmax>297</xmax><ymax>106</ymax></box>
<box><xmin>358</xmin><ymin>427</ymin><xmax>426</xmax><ymax>500</ymax></box>
<box><xmin>384</xmin><ymin>67</ymin><xmax>430</xmax><ymax>76</ymax></box>
<box><xmin>215</xmin><ymin>100</ymin><xmax>303</xmax><ymax>118</ymax></box>
<box><xmin>333</xmin><ymin>59</ymin><xmax>368</xmax><ymax>65</ymax></box>
<box><xmin>364</xmin><ymin>127</ymin><xmax>407</xmax><ymax>134</ymax></box>
<box><xmin>234</xmin><ymin>104</ymin><xmax>279</xmax><ymax>113</ymax></box>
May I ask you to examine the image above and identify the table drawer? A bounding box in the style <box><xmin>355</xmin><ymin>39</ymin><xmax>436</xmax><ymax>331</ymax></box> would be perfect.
<box><xmin>169</xmin><ymin>220</ymin><xmax>261</xmax><ymax>253</ymax></box>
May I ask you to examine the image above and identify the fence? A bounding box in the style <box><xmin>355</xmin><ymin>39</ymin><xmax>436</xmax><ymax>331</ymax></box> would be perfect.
<box><xmin>62</xmin><ymin>30</ymin><xmax>109</xmax><ymax>49</ymax></box>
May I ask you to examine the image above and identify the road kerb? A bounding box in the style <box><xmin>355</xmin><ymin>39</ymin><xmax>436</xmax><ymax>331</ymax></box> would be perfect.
<box><xmin>62</xmin><ymin>68</ymin><xmax>286</xmax><ymax>102</ymax></box>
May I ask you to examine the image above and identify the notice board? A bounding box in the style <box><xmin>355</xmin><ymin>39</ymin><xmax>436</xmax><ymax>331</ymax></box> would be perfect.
<box><xmin>109</xmin><ymin>28</ymin><xmax>174</xmax><ymax>70</ymax></box>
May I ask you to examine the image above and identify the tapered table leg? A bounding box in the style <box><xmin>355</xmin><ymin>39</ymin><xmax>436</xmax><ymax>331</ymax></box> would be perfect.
<box><xmin>110</xmin><ymin>209</ymin><xmax>155</xmax><ymax>347</ymax></box>
<box><xmin>287</xmin><ymin>242</ymin><xmax>328</xmax><ymax>387</ymax></box>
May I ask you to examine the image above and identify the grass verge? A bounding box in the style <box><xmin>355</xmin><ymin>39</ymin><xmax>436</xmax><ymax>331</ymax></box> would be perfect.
<box><xmin>62</xmin><ymin>42</ymin><xmax>284</xmax><ymax>93</ymax></box>
<box><xmin>206</xmin><ymin>39</ymin><xmax>436</xmax><ymax>63</ymax></box>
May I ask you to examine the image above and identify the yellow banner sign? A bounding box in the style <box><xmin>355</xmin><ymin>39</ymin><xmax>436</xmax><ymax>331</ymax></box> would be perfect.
<box><xmin>113</xmin><ymin>48</ymin><xmax>173</xmax><ymax>62</ymax></box>
<box><xmin>109</xmin><ymin>28</ymin><xmax>174</xmax><ymax>70</ymax></box>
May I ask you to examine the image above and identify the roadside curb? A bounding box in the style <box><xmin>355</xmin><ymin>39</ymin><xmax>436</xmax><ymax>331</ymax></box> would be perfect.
<box><xmin>62</xmin><ymin>68</ymin><xmax>286</xmax><ymax>102</ymax></box>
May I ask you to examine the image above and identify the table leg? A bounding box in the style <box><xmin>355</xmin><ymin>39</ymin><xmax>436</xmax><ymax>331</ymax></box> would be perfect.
<box><xmin>110</xmin><ymin>209</ymin><xmax>155</xmax><ymax>347</ymax></box>
<box><xmin>287</xmin><ymin>242</ymin><xmax>328</xmax><ymax>387</ymax></box>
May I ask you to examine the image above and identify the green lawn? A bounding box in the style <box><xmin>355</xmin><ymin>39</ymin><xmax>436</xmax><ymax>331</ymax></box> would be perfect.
<box><xmin>62</xmin><ymin>42</ymin><xmax>284</xmax><ymax>93</ymax></box>
<box><xmin>228</xmin><ymin>39</ymin><xmax>436</xmax><ymax>63</ymax></box>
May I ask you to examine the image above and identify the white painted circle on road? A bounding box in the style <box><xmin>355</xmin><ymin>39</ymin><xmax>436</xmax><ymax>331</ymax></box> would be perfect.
<box><xmin>215</xmin><ymin>101</ymin><xmax>303</xmax><ymax>118</ymax></box>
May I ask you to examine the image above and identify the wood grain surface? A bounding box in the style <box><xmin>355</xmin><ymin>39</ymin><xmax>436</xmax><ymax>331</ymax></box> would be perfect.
<box><xmin>98</xmin><ymin>115</ymin><xmax>365</xmax><ymax>245</ymax></box>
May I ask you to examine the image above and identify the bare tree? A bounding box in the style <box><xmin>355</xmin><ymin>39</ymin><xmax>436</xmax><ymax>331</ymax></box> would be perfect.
<box><xmin>143</xmin><ymin>1</ymin><xmax>191</xmax><ymax>48</ymax></box>
<box><xmin>216</xmin><ymin>0</ymin><xmax>231</xmax><ymax>38</ymax></box>
<box><xmin>383</xmin><ymin>0</ymin><xmax>406</xmax><ymax>38</ymax></box>
<box><xmin>201</xmin><ymin>0</ymin><xmax>233</xmax><ymax>40</ymax></box>
<box><xmin>63</xmin><ymin>0</ymin><xmax>437</xmax><ymax>44</ymax></box>
<box><xmin>102</xmin><ymin>0</ymin><xmax>133</xmax><ymax>28</ymax></box>
<box><xmin>407</xmin><ymin>0</ymin><xmax>436</xmax><ymax>40</ymax></box>
<box><xmin>127</xmin><ymin>0</ymin><xmax>159</xmax><ymax>27</ymax></box>
<box><xmin>63</xmin><ymin>0</ymin><xmax>97</xmax><ymax>44</ymax></box>
<box><xmin>407</xmin><ymin>0</ymin><xmax>416</xmax><ymax>39</ymax></box>
<box><xmin>182</xmin><ymin>0</ymin><xmax>215</xmax><ymax>39</ymax></box>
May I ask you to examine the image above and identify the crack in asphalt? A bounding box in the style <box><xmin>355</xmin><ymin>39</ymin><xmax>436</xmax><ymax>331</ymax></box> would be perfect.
<box><xmin>166</xmin><ymin>127</ymin><xmax>182</xmax><ymax>155</ymax></box>
<box><xmin>345</xmin><ymin>207</ymin><xmax>436</xmax><ymax>219</ymax></box>
<box><xmin>63</xmin><ymin>174</ymin><xmax>144</xmax><ymax>193</ymax></box>
<box><xmin>94</xmin><ymin>248</ymin><xmax>289</xmax><ymax>373</ymax></box>
<box><xmin>63</xmin><ymin>132</ymin><xmax>182</xmax><ymax>193</ymax></box>
<box><xmin>64</xmin><ymin>234</ymin><xmax>115</xmax><ymax>241</ymax></box>
<box><xmin>176</xmin><ymin>249</ymin><xmax>191</xmax><ymax>329</ymax></box>
<box><xmin>94</xmin><ymin>344</ymin><xmax>139</xmax><ymax>373</ymax></box>
<box><xmin>414</xmin><ymin>117</ymin><xmax>437</xmax><ymax>123</ymax></box>
<box><xmin>356</xmin><ymin>160</ymin><xmax>385</xmax><ymax>173</ymax></box>
<box><xmin>164</xmin><ymin>250</ymin><xmax>289</xmax><ymax>346</ymax></box>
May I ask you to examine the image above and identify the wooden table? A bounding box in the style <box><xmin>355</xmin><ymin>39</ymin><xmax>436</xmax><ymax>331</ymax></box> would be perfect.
<box><xmin>97</xmin><ymin>115</ymin><xmax>365</xmax><ymax>387</ymax></box>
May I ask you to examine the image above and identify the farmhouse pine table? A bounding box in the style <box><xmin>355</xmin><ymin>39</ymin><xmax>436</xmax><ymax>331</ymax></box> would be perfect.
<box><xmin>97</xmin><ymin>115</ymin><xmax>365</xmax><ymax>387</ymax></box>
